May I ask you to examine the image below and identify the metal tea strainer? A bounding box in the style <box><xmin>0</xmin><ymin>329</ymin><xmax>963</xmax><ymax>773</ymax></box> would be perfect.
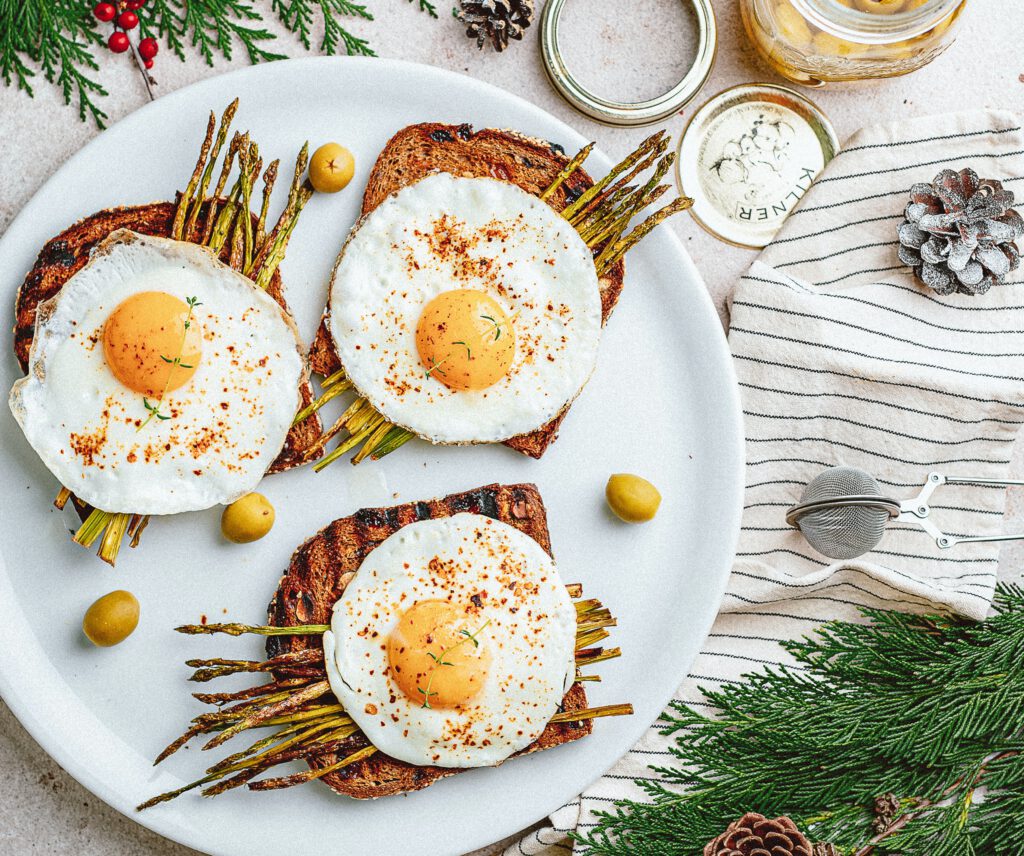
<box><xmin>786</xmin><ymin>466</ymin><xmax>1024</xmax><ymax>560</ymax></box>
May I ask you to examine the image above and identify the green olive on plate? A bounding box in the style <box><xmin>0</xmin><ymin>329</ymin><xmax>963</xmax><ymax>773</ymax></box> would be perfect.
<box><xmin>606</xmin><ymin>473</ymin><xmax>662</xmax><ymax>523</ymax></box>
<box><xmin>83</xmin><ymin>590</ymin><xmax>140</xmax><ymax>647</ymax></box>
<box><xmin>221</xmin><ymin>492</ymin><xmax>275</xmax><ymax>543</ymax></box>
<box><xmin>309</xmin><ymin>142</ymin><xmax>355</xmax><ymax>193</ymax></box>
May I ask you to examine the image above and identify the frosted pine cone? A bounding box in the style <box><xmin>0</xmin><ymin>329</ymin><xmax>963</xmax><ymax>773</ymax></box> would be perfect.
<box><xmin>457</xmin><ymin>0</ymin><xmax>534</xmax><ymax>52</ymax></box>
<box><xmin>703</xmin><ymin>813</ymin><xmax>814</xmax><ymax>856</ymax></box>
<box><xmin>898</xmin><ymin>168</ymin><xmax>1022</xmax><ymax>296</ymax></box>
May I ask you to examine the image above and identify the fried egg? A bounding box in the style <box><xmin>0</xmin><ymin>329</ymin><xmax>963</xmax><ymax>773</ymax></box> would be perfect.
<box><xmin>9</xmin><ymin>230</ymin><xmax>305</xmax><ymax>515</ymax></box>
<box><xmin>327</xmin><ymin>173</ymin><xmax>602</xmax><ymax>444</ymax></box>
<box><xmin>322</xmin><ymin>513</ymin><xmax>577</xmax><ymax>768</ymax></box>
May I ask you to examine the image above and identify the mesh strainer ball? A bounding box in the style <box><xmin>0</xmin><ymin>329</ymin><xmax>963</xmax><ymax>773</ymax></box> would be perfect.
<box><xmin>788</xmin><ymin>466</ymin><xmax>899</xmax><ymax>560</ymax></box>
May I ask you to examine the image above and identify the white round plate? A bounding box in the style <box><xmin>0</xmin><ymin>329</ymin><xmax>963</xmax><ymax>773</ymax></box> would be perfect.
<box><xmin>0</xmin><ymin>57</ymin><xmax>742</xmax><ymax>856</ymax></box>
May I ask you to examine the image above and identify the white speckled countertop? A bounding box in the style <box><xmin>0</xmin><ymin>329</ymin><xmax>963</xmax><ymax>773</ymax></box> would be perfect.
<box><xmin>1</xmin><ymin>1</ymin><xmax>1022</xmax><ymax>853</ymax></box>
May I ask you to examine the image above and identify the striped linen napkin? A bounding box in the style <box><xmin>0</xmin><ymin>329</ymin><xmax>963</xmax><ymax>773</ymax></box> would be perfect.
<box><xmin>507</xmin><ymin>108</ymin><xmax>1024</xmax><ymax>855</ymax></box>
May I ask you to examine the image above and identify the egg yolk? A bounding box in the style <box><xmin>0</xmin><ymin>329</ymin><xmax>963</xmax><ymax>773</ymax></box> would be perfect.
<box><xmin>386</xmin><ymin>599</ymin><xmax>492</xmax><ymax>708</ymax></box>
<box><xmin>102</xmin><ymin>291</ymin><xmax>203</xmax><ymax>396</ymax></box>
<box><xmin>415</xmin><ymin>290</ymin><xmax>515</xmax><ymax>391</ymax></box>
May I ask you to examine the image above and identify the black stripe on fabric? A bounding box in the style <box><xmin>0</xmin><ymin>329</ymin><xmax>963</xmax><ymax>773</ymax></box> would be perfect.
<box><xmin>774</xmin><ymin>239</ymin><xmax>897</xmax><ymax>269</ymax></box>
<box><xmin>731</xmin><ymin>326</ymin><xmax>1024</xmax><ymax>384</ymax></box>
<box><xmin>730</xmin><ymin>569</ymin><xmax>943</xmax><ymax>608</ymax></box>
<box><xmin>769</xmin><ymin>212</ymin><xmax>903</xmax><ymax>245</ymax></box>
<box><xmin>707</xmin><ymin>631</ymin><xmax>791</xmax><ymax>641</ymax></box>
<box><xmin>736</xmin><ymin>547</ymin><xmax>829</xmax><ymax>565</ymax></box>
<box><xmin>745</xmin><ymin>477</ymin><xmax>806</xmax><ymax>491</ymax></box>
<box><xmin>743</xmin><ymin>270</ymin><xmax>1024</xmax><ymax>314</ymax></box>
<box><xmin>742</xmin><ymin>273</ymin><xmax>1024</xmax><ymax>334</ymax></box>
<box><xmin>732</xmin><ymin>353</ymin><xmax>1024</xmax><ymax>410</ymax></box>
<box><xmin>743</xmin><ymin>501</ymin><xmax>792</xmax><ymax>510</ymax></box>
<box><xmin>745</xmin><ymin>435</ymin><xmax>1011</xmax><ymax>467</ymax></box>
<box><xmin>741</xmin><ymin>526</ymin><xmax>794</xmax><ymax>533</ymax></box>
<box><xmin>815</xmin><ymin>148</ymin><xmax>1024</xmax><ymax>185</ymax></box>
<box><xmin>837</xmin><ymin>125</ymin><xmax>1021</xmax><ymax>155</ymax></box>
<box><xmin>733</xmin><ymin>298</ymin><xmax>1024</xmax><ymax>353</ymax></box>
<box><xmin>628</xmin><ymin>748</ymin><xmax>676</xmax><ymax>756</ymax></box>
<box><xmin>689</xmin><ymin>673</ymin><xmax>740</xmax><ymax>685</ymax></box>
<box><xmin>744</xmin><ymin>411</ymin><xmax>1016</xmax><ymax>445</ymax></box>
<box><xmin>715</xmin><ymin>607</ymin><xmax>832</xmax><ymax>623</ymax></box>
<box><xmin>817</xmin><ymin>264</ymin><xmax>917</xmax><ymax>286</ymax></box>
<box><xmin>738</xmin><ymin>381</ymin><xmax>1024</xmax><ymax>427</ymax></box>
<box><xmin>767</xmin><ymin>559</ymin><xmax>998</xmax><ymax>587</ymax></box>
<box><xmin>868</xmin><ymin>548</ymin><xmax>998</xmax><ymax>567</ymax></box>
<box><xmin>931</xmin><ymin>571</ymin><xmax>998</xmax><ymax>580</ymax></box>
<box><xmin>791</xmin><ymin>170</ymin><xmax>1024</xmax><ymax>216</ymax></box>
<box><xmin>869</xmin><ymin>278</ymin><xmax>1024</xmax><ymax>311</ymax></box>
<box><xmin>698</xmin><ymin>650</ymin><xmax>808</xmax><ymax>670</ymax></box>
<box><xmin>724</xmin><ymin>589</ymin><xmax>884</xmax><ymax>610</ymax></box>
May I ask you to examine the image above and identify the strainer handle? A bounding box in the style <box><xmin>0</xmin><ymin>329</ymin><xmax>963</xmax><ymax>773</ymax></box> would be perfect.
<box><xmin>937</xmin><ymin>532</ymin><xmax>1024</xmax><ymax>549</ymax></box>
<box><xmin>941</xmin><ymin>476</ymin><xmax>1024</xmax><ymax>487</ymax></box>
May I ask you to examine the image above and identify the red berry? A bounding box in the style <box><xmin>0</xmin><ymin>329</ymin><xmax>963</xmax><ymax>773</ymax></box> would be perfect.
<box><xmin>117</xmin><ymin>10</ymin><xmax>139</xmax><ymax>29</ymax></box>
<box><xmin>144</xmin><ymin>59</ymin><xmax>154</xmax><ymax>69</ymax></box>
<box><xmin>108</xmin><ymin>31</ymin><xmax>130</xmax><ymax>53</ymax></box>
<box><xmin>126</xmin><ymin>0</ymin><xmax>147</xmax><ymax>8</ymax></box>
<box><xmin>93</xmin><ymin>2</ymin><xmax>116</xmax><ymax>21</ymax></box>
<box><xmin>138</xmin><ymin>37</ymin><xmax>159</xmax><ymax>60</ymax></box>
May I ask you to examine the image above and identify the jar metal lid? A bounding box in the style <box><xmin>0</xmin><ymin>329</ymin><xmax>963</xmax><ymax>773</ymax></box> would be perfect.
<box><xmin>540</xmin><ymin>0</ymin><xmax>717</xmax><ymax>127</ymax></box>
<box><xmin>676</xmin><ymin>83</ymin><xmax>839</xmax><ymax>249</ymax></box>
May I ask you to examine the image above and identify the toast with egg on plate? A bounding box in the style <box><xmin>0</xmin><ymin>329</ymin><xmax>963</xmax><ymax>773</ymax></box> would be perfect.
<box><xmin>9</xmin><ymin>100</ymin><xmax>324</xmax><ymax>565</ymax></box>
<box><xmin>140</xmin><ymin>483</ymin><xmax>630</xmax><ymax>808</ymax></box>
<box><xmin>307</xmin><ymin>122</ymin><xmax>629</xmax><ymax>461</ymax></box>
<box><xmin>14</xmin><ymin>202</ymin><xmax>322</xmax><ymax>473</ymax></box>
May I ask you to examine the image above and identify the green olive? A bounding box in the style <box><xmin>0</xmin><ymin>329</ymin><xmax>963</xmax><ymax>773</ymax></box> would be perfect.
<box><xmin>606</xmin><ymin>473</ymin><xmax>662</xmax><ymax>523</ymax></box>
<box><xmin>221</xmin><ymin>492</ymin><xmax>275</xmax><ymax>543</ymax></box>
<box><xmin>83</xmin><ymin>590</ymin><xmax>140</xmax><ymax>647</ymax></box>
<box><xmin>309</xmin><ymin>142</ymin><xmax>355</xmax><ymax>193</ymax></box>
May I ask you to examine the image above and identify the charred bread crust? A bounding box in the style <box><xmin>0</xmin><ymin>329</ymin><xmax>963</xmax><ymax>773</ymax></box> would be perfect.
<box><xmin>13</xmin><ymin>202</ymin><xmax>323</xmax><ymax>469</ymax></box>
<box><xmin>266</xmin><ymin>482</ymin><xmax>594</xmax><ymax>799</ymax></box>
<box><xmin>309</xmin><ymin>122</ymin><xmax>626</xmax><ymax>459</ymax></box>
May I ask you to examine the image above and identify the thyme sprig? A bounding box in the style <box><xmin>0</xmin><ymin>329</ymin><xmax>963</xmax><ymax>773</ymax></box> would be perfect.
<box><xmin>138</xmin><ymin>295</ymin><xmax>202</xmax><ymax>431</ymax></box>
<box><xmin>418</xmin><ymin>618</ymin><xmax>491</xmax><ymax>709</ymax></box>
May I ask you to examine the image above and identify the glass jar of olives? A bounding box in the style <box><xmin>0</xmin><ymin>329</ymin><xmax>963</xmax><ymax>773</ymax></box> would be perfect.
<box><xmin>740</xmin><ymin>0</ymin><xmax>965</xmax><ymax>87</ymax></box>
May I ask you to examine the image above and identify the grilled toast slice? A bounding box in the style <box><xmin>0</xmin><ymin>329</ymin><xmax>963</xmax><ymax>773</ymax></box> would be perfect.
<box><xmin>309</xmin><ymin>122</ymin><xmax>627</xmax><ymax>459</ymax></box>
<box><xmin>13</xmin><ymin>202</ymin><xmax>322</xmax><ymax>471</ymax></box>
<box><xmin>266</xmin><ymin>482</ymin><xmax>593</xmax><ymax>798</ymax></box>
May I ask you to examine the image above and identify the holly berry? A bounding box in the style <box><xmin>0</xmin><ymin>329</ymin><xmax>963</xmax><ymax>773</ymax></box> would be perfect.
<box><xmin>126</xmin><ymin>0</ymin><xmax>147</xmax><ymax>8</ymax></box>
<box><xmin>117</xmin><ymin>10</ymin><xmax>139</xmax><ymax>29</ymax></box>
<box><xmin>93</xmin><ymin>2</ymin><xmax>116</xmax><ymax>21</ymax></box>
<box><xmin>138</xmin><ymin>38</ymin><xmax>159</xmax><ymax>60</ymax></box>
<box><xmin>108</xmin><ymin>31</ymin><xmax>131</xmax><ymax>53</ymax></box>
<box><xmin>144</xmin><ymin>59</ymin><xmax>154</xmax><ymax>69</ymax></box>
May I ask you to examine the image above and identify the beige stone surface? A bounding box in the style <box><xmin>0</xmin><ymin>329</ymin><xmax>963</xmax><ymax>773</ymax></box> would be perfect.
<box><xmin>0</xmin><ymin>1</ymin><xmax>1022</xmax><ymax>853</ymax></box>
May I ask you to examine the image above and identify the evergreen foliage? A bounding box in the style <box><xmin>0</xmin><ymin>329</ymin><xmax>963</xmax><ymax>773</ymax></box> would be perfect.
<box><xmin>3</xmin><ymin>0</ymin><xmax>437</xmax><ymax>126</ymax></box>
<box><xmin>578</xmin><ymin>585</ymin><xmax>1024</xmax><ymax>856</ymax></box>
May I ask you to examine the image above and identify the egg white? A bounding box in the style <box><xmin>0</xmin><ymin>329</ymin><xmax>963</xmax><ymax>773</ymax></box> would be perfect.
<box><xmin>9</xmin><ymin>230</ymin><xmax>306</xmax><ymax>515</ymax></box>
<box><xmin>327</xmin><ymin>173</ymin><xmax>603</xmax><ymax>445</ymax></box>
<box><xmin>323</xmin><ymin>513</ymin><xmax>577</xmax><ymax>768</ymax></box>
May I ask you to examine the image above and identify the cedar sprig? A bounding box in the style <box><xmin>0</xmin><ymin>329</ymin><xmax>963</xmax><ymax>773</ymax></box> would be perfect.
<box><xmin>576</xmin><ymin>584</ymin><xmax>1024</xmax><ymax>856</ymax></box>
<box><xmin>0</xmin><ymin>0</ymin><xmax>108</xmax><ymax>127</ymax></box>
<box><xmin>271</xmin><ymin>0</ymin><xmax>376</xmax><ymax>57</ymax></box>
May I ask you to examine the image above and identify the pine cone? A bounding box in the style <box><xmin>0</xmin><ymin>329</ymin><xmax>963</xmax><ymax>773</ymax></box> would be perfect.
<box><xmin>898</xmin><ymin>167</ymin><xmax>1022</xmax><ymax>296</ymax></box>
<box><xmin>456</xmin><ymin>0</ymin><xmax>534</xmax><ymax>52</ymax></box>
<box><xmin>704</xmin><ymin>813</ymin><xmax>814</xmax><ymax>856</ymax></box>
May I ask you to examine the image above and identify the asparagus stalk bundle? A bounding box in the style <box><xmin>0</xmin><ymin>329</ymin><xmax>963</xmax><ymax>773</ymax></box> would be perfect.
<box><xmin>62</xmin><ymin>99</ymin><xmax>314</xmax><ymax>565</ymax></box>
<box><xmin>302</xmin><ymin>130</ymin><xmax>692</xmax><ymax>470</ymax></box>
<box><xmin>139</xmin><ymin>586</ymin><xmax>630</xmax><ymax>809</ymax></box>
